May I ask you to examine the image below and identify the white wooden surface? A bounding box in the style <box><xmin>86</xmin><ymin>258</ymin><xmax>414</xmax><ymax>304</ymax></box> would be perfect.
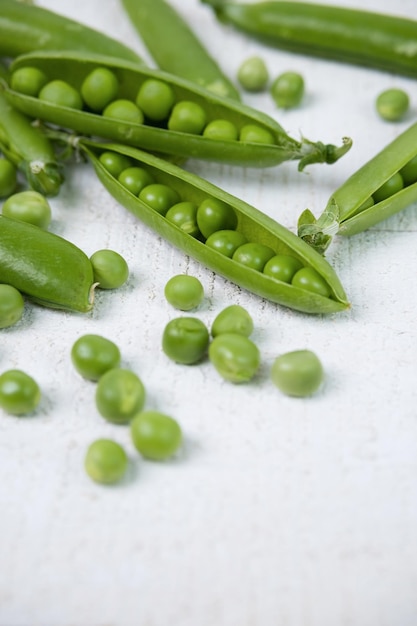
<box><xmin>1</xmin><ymin>1</ymin><xmax>417</xmax><ymax>625</ymax></box>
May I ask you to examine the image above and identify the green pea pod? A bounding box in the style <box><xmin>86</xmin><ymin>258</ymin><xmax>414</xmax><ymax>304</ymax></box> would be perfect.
<box><xmin>298</xmin><ymin>121</ymin><xmax>417</xmax><ymax>254</ymax></box>
<box><xmin>5</xmin><ymin>51</ymin><xmax>351</xmax><ymax>171</ymax></box>
<box><xmin>121</xmin><ymin>0</ymin><xmax>240</xmax><ymax>100</ymax></box>
<box><xmin>0</xmin><ymin>0</ymin><xmax>143</xmax><ymax>64</ymax></box>
<box><xmin>201</xmin><ymin>0</ymin><xmax>417</xmax><ymax>77</ymax></box>
<box><xmin>0</xmin><ymin>214</ymin><xmax>96</xmax><ymax>312</ymax></box>
<box><xmin>80</xmin><ymin>140</ymin><xmax>349</xmax><ymax>314</ymax></box>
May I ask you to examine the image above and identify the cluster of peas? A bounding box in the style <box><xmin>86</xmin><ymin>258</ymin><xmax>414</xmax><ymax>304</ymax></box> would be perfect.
<box><xmin>10</xmin><ymin>64</ymin><xmax>277</xmax><ymax>146</ymax></box>
<box><xmin>99</xmin><ymin>149</ymin><xmax>333</xmax><ymax>299</ymax></box>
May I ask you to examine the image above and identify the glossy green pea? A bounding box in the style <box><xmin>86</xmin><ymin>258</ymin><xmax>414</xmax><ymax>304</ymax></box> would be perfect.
<box><xmin>2</xmin><ymin>190</ymin><xmax>51</xmax><ymax>229</ymax></box>
<box><xmin>162</xmin><ymin>316</ymin><xmax>209</xmax><ymax>364</ymax></box>
<box><xmin>10</xmin><ymin>66</ymin><xmax>48</xmax><ymax>97</ymax></box>
<box><xmin>165</xmin><ymin>201</ymin><xmax>201</xmax><ymax>238</ymax></box>
<box><xmin>90</xmin><ymin>249</ymin><xmax>129</xmax><ymax>289</ymax></box>
<box><xmin>232</xmin><ymin>241</ymin><xmax>275</xmax><ymax>271</ymax></box>
<box><xmin>196</xmin><ymin>198</ymin><xmax>238</xmax><ymax>239</ymax></box>
<box><xmin>71</xmin><ymin>334</ymin><xmax>121</xmax><ymax>381</ymax></box>
<box><xmin>209</xmin><ymin>332</ymin><xmax>260</xmax><ymax>383</ymax></box>
<box><xmin>237</xmin><ymin>56</ymin><xmax>269</xmax><ymax>92</ymax></box>
<box><xmin>239</xmin><ymin>124</ymin><xmax>275</xmax><ymax>144</ymax></box>
<box><xmin>270</xmin><ymin>71</ymin><xmax>304</xmax><ymax>109</ymax></box>
<box><xmin>372</xmin><ymin>171</ymin><xmax>404</xmax><ymax>203</ymax></box>
<box><xmin>0</xmin><ymin>369</ymin><xmax>41</xmax><ymax>415</ymax></box>
<box><xmin>164</xmin><ymin>274</ymin><xmax>204</xmax><ymax>311</ymax></box>
<box><xmin>292</xmin><ymin>267</ymin><xmax>331</xmax><ymax>298</ymax></box>
<box><xmin>376</xmin><ymin>88</ymin><xmax>409</xmax><ymax>122</ymax></box>
<box><xmin>39</xmin><ymin>79</ymin><xmax>83</xmax><ymax>110</ymax></box>
<box><xmin>139</xmin><ymin>183</ymin><xmax>180</xmax><ymax>215</ymax></box>
<box><xmin>263</xmin><ymin>254</ymin><xmax>303</xmax><ymax>283</ymax></box>
<box><xmin>400</xmin><ymin>155</ymin><xmax>417</xmax><ymax>185</ymax></box>
<box><xmin>95</xmin><ymin>368</ymin><xmax>146</xmax><ymax>424</ymax></box>
<box><xmin>203</xmin><ymin>119</ymin><xmax>239</xmax><ymax>141</ymax></box>
<box><xmin>81</xmin><ymin>67</ymin><xmax>119</xmax><ymax>112</ymax></box>
<box><xmin>135</xmin><ymin>78</ymin><xmax>176</xmax><ymax>121</ymax></box>
<box><xmin>168</xmin><ymin>100</ymin><xmax>207</xmax><ymax>135</ymax></box>
<box><xmin>85</xmin><ymin>438</ymin><xmax>128</xmax><ymax>485</ymax></box>
<box><xmin>130</xmin><ymin>410</ymin><xmax>182</xmax><ymax>461</ymax></box>
<box><xmin>0</xmin><ymin>159</ymin><xmax>17</xmax><ymax>198</ymax></box>
<box><xmin>211</xmin><ymin>304</ymin><xmax>253</xmax><ymax>338</ymax></box>
<box><xmin>99</xmin><ymin>151</ymin><xmax>133</xmax><ymax>178</ymax></box>
<box><xmin>103</xmin><ymin>99</ymin><xmax>144</xmax><ymax>124</ymax></box>
<box><xmin>118</xmin><ymin>166</ymin><xmax>155</xmax><ymax>195</ymax></box>
<box><xmin>271</xmin><ymin>349</ymin><xmax>324</xmax><ymax>397</ymax></box>
<box><xmin>205</xmin><ymin>229</ymin><xmax>247</xmax><ymax>257</ymax></box>
<box><xmin>0</xmin><ymin>284</ymin><xmax>24</xmax><ymax>329</ymax></box>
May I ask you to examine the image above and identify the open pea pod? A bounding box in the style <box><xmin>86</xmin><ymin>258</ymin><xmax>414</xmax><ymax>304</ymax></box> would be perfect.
<box><xmin>79</xmin><ymin>140</ymin><xmax>349</xmax><ymax>314</ymax></box>
<box><xmin>5</xmin><ymin>51</ymin><xmax>351</xmax><ymax>171</ymax></box>
<box><xmin>298</xmin><ymin>121</ymin><xmax>417</xmax><ymax>253</ymax></box>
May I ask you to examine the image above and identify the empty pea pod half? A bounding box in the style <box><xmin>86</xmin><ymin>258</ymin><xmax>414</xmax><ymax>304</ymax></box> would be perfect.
<box><xmin>79</xmin><ymin>140</ymin><xmax>349</xmax><ymax>314</ymax></box>
<box><xmin>4</xmin><ymin>51</ymin><xmax>351</xmax><ymax>171</ymax></box>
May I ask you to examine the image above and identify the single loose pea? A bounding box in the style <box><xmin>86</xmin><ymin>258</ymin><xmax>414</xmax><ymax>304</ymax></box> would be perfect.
<box><xmin>81</xmin><ymin>67</ymin><xmax>119</xmax><ymax>112</ymax></box>
<box><xmin>71</xmin><ymin>334</ymin><xmax>121</xmax><ymax>381</ymax></box>
<box><xmin>90</xmin><ymin>249</ymin><xmax>129</xmax><ymax>289</ymax></box>
<box><xmin>136</xmin><ymin>79</ymin><xmax>176</xmax><ymax>121</ymax></box>
<box><xmin>95</xmin><ymin>368</ymin><xmax>146</xmax><ymax>424</ymax></box>
<box><xmin>162</xmin><ymin>317</ymin><xmax>209</xmax><ymax>364</ymax></box>
<box><xmin>139</xmin><ymin>183</ymin><xmax>180</xmax><ymax>215</ymax></box>
<box><xmin>270</xmin><ymin>71</ymin><xmax>305</xmax><ymax>109</ymax></box>
<box><xmin>2</xmin><ymin>190</ymin><xmax>52</xmax><ymax>229</ymax></box>
<box><xmin>376</xmin><ymin>88</ymin><xmax>409</xmax><ymax>122</ymax></box>
<box><xmin>203</xmin><ymin>119</ymin><xmax>239</xmax><ymax>141</ymax></box>
<box><xmin>0</xmin><ymin>369</ymin><xmax>41</xmax><ymax>415</ymax></box>
<box><xmin>0</xmin><ymin>284</ymin><xmax>24</xmax><ymax>329</ymax></box>
<box><xmin>85</xmin><ymin>439</ymin><xmax>128</xmax><ymax>485</ymax></box>
<box><xmin>211</xmin><ymin>304</ymin><xmax>253</xmax><ymax>338</ymax></box>
<box><xmin>232</xmin><ymin>242</ymin><xmax>275</xmax><ymax>271</ymax></box>
<box><xmin>168</xmin><ymin>101</ymin><xmax>207</xmax><ymax>135</ymax></box>
<box><xmin>372</xmin><ymin>172</ymin><xmax>404</xmax><ymax>203</ymax></box>
<box><xmin>271</xmin><ymin>349</ymin><xmax>324</xmax><ymax>397</ymax></box>
<box><xmin>39</xmin><ymin>79</ymin><xmax>83</xmax><ymax>110</ymax></box>
<box><xmin>209</xmin><ymin>333</ymin><xmax>260</xmax><ymax>383</ymax></box>
<box><xmin>400</xmin><ymin>155</ymin><xmax>417</xmax><ymax>186</ymax></box>
<box><xmin>263</xmin><ymin>254</ymin><xmax>304</xmax><ymax>283</ymax></box>
<box><xmin>205</xmin><ymin>229</ymin><xmax>248</xmax><ymax>257</ymax></box>
<box><xmin>99</xmin><ymin>151</ymin><xmax>133</xmax><ymax>178</ymax></box>
<box><xmin>165</xmin><ymin>201</ymin><xmax>201</xmax><ymax>238</ymax></box>
<box><xmin>164</xmin><ymin>274</ymin><xmax>204</xmax><ymax>311</ymax></box>
<box><xmin>10</xmin><ymin>66</ymin><xmax>48</xmax><ymax>97</ymax></box>
<box><xmin>0</xmin><ymin>159</ymin><xmax>17</xmax><ymax>198</ymax></box>
<box><xmin>291</xmin><ymin>267</ymin><xmax>331</xmax><ymax>298</ymax></box>
<box><xmin>118</xmin><ymin>166</ymin><xmax>155</xmax><ymax>195</ymax></box>
<box><xmin>103</xmin><ymin>99</ymin><xmax>144</xmax><ymax>124</ymax></box>
<box><xmin>239</xmin><ymin>124</ymin><xmax>275</xmax><ymax>144</ymax></box>
<box><xmin>237</xmin><ymin>56</ymin><xmax>269</xmax><ymax>92</ymax></box>
<box><xmin>196</xmin><ymin>198</ymin><xmax>238</xmax><ymax>239</ymax></box>
<box><xmin>130</xmin><ymin>410</ymin><xmax>182</xmax><ymax>461</ymax></box>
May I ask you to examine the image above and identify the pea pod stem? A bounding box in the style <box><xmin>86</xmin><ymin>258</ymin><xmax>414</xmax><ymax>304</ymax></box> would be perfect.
<box><xmin>201</xmin><ymin>0</ymin><xmax>417</xmax><ymax>77</ymax></box>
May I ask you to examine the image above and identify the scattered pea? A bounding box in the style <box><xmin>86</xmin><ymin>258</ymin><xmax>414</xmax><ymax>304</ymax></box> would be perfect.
<box><xmin>10</xmin><ymin>66</ymin><xmax>48</xmax><ymax>97</ymax></box>
<box><xmin>90</xmin><ymin>249</ymin><xmax>129</xmax><ymax>289</ymax></box>
<box><xmin>136</xmin><ymin>79</ymin><xmax>176</xmax><ymax>121</ymax></box>
<box><xmin>39</xmin><ymin>79</ymin><xmax>83</xmax><ymax>110</ymax></box>
<box><xmin>0</xmin><ymin>159</ymin><xmax>17</xmax><ymax>198</ymax></box>
<box><xmin>376</xmin><ymin>87</ymin><xmax>409</xmax><ymax>122</ymax></box>
<box><xmin>209</xmin><ymin>332</ymin><xmax>260</xmax><ymax>383</ymax></box>
<box><xmin>95</xmin><ymin>368</ymin><xmax>146</xmax><ymax>424</ymax></box>
<box><xmin>0</xmin><ymin>369</ymin><xmax>41</xmax><ymax>415</ymax></box>
<box><xmin>168</xmin><ymin>100</ymin><xmax>207</xmax><ymax>134</ymax></box>
<box><xmin>0</xmin><ymin>284</ymin><xmax>24</xmax><ymax>329</ymax></box>
<box><xmin>81</xmin><ymin>67</ymin><xmax>119</xmax><ymax>112</ymax></box>
<box><xmin>71</xmin><ymin>334</ymin><xmax>121</xmax><ymax>381</ymax></box>
<box><xmin>271</xmin><ymin>349</ymin><xmax>324</xmax><ymax>397</ymax></box>
<box><xmin>270</xmin><ymin>71</ymin><xmax>305</xmax><ymax>109</ymax></box>
<box><xmin>237</xmin><ymin>56</ymin><xmax>269</xmax><ymax>92</ymax></box>
<box><xmin>211</xmin><ymin>304</ymin><xmax>253</xmax><ymax>338</ymax></box>
<box><xmin>164</xmin><ymin>275</ymin><xmax>204</xmax><ymax>311</ymax></box>
<box><xmin>2</xmin><ymin>190</ymin><xmax>52</xmax><ymax>229</ymax></box>
<box><xmin>162</xmin><ymin>317</ymin><xmax>209</xmax><ymax>364</ymax></box>
<box><xmin>85</xmin><ymin>438</ymin><xmax>128</xmax><ymax>484</ymax></box>
<box><xmin>130</xmin><ymin>410</ymin><xmax>182</xmax><ymax>461</ymax></box>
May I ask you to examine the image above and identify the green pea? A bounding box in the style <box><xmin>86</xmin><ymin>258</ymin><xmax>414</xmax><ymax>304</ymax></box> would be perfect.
<box><xmin>211</xmin><ymin>304</ymin><xmax>253</xmax><ymax>338</ymax></box>
<box><xmin>237</xmin><ymin>56</ymin><xmax>269</xmax><ymax>92</ymax></box>
<box><xmin>165</xmin><ymin>201</ymin><xmax>201</xmax><ymax>238</ymax></box>
<box><xmin>162</xmin><ymin>317</ymin><xmax>209</xmax><ymax>364</ymax></box>
<box><xmin>196</xmin><ymin>198</ymin><xmax>238</xmax><ymax>239</ymax></box>
<box><xmin>202</xmin><ymin>119</ymin><xmax>239</xmax><ymax>141</ymax></box>
<box><xmin>205</xmin><ymin>229</ymin><xmax>248</xmax><ymax>257</ymax></box>
<box><xmin>239</xmin><ymin>124</ymin><xmax>275</xmax><ymax>145</ymax></box>
<box><xmin>102</xmin><ymin>99</ymin><xmax>144</xmax><ymax>124</ymax></box>
<box><xmin>168</xmin><ymin>100</ymin><xmax>207</xmax><ymax>134</ymax></box>
<box><xmin>164</xmin><ymin>274</ymin><xmax>204</xmax><ymax>311</ymax></box>
<box><xmin>39</xmin><ymin>79</ymin><xmax>83</xmax><ymax>110</ymax></box>
<box><xmin>209</xmin><ymin>332</ymin><xmax>260</xmax><ymax>383</ymax></box>
<box><xmin>71</xmin><ymin>334</ymin><xmax>121</xmax><ymax>381</ymax></box>
<box><xmin>139</xmin><ymin>183</ymin><xmax>180</xmax><ymax>215</ymax></box>
<box><xmin>99</xmin><ymin>151</ymin><xmax>133</xmax><ymax>178</ymax></box>
<box><xmin>0</xmin><ymin>369</ymin><xmax>41</xmax><ymax>415</ymax></box>
<box><xmin>376</xmin><ymin>88</ymin><xmax>409</xmax><ymax>122</ymax></box>
<box><xmin>90</xmin><ymin>249</ymin><xmax>129</xmax><ymax>289</ymax></box>
<box><xmin>400</xmin><ymin>155</ymin><xmax>417</xmax><ymax>186</ymax></box>
<box><xmin>95</xmin><ymin>368</ymin><xmax>146</xmax><ymax>424</ymax></box>
<box><xmin>0</xmin><ymin>284</ymin><xmax>24</xmax><ymax>329</ymax></box>
<box><xmin>270</xmin><ymin>71</ymin><xmax>305</xmax><ymax>109</ymax></box>
<box><xmin>232</xmin><ymin>242</ymin><xmax>275</xmax><ymax>271</ymax></box>
<box><xmin>130</xmin><ymin>410</ymin><xmax>182</xmax><ymax>461</ymax></box>
<box><xmin>292</xmin><ymin>267</ymin><xmax>331</xmax><ymax>298</ymax></box>
<box><xmin>10</xmin><ymin>66</ymin><xmax>48</xmax><ymax>97</ymax></box>
<box><xmin>2</xmin><ymin>190</ymin><xmax>52</xmax><ymax>229</ymax></box>
<box><xmin>135</xmin><ymin>79</ymin><xmax>176</xmax><ymax>121</ymax></box>
<box><xmin>263</xmin><ymin>254</ymin><xmax>303</xmax><ymax>283</ymax></box>
<box><xmin>85</xmin><ymin>439</ymin><xmax>128</xmax><ymax>485</ymax></box>
<box><xmin>118</xmin><ymin>166</ymin><xmax>155</xmax><ymax>195</ymax></box>
<box><xmin>372</xmin><ymin>171</ymin><xmax>404</xmax><ymax>203</ymax></box>
<box><xmin>81</xmin><ymin>67</ymin><xmax>119</xmax><ymax>112</ymax></box>
<box><xmin>0</xmin><ymin>158</ymin><xmax>17</xmax><ymax>198</ymax></box>
<box><xmin>271</xmin><ymin>349</ymin><xmax>324</xmax><ymax>397</ymax></box>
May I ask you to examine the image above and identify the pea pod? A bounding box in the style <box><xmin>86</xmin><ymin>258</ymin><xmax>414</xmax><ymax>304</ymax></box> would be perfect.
<box><xmin>0</xmin><ymin>0</ymin><xmax>143</xmax><ymax>64</ymax></box>
<box><xmin>0</xmin><ymin>215</ymin><xmax>96</xmax><ymax>312</ymax></box>
<box><xmin>80</xmin><ymin>140</ymin><xmax>349</xmax><ymax>314</ymax></box>
<box><xmin>201</xmin><ymin>0</ymin><xmax>417</xmax><ymax>77</ymax></box>
<box><xmin>298</xmin><ymin>121</ymin><xmax>417</xmax><ymax>253</ymax></box>
<box><xmin>5</xmin><ymin>51</ymin><xmax>351</xmax><ymax>171</ymax></box>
